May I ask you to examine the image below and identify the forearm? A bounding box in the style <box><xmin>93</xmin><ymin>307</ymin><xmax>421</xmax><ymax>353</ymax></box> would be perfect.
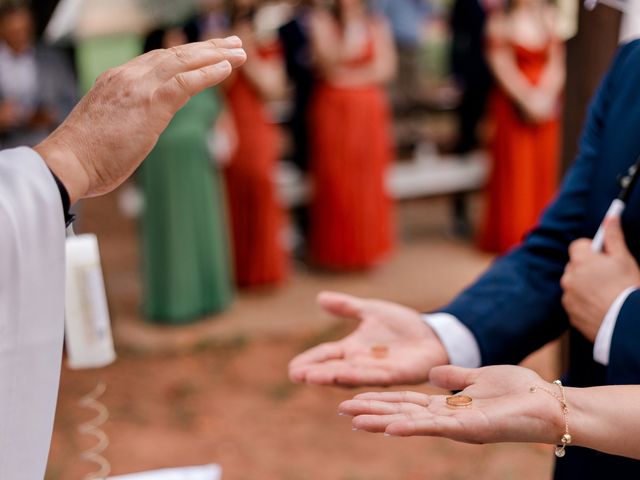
<box><xmin>487</xmin><ymin>48</ymin><xmax>536</xmax><ymax>108</ymax></box>
<box><xmin>567</xmin><ymin>385</ymin><xmax>640</xmax><ymax>459</ymax></box>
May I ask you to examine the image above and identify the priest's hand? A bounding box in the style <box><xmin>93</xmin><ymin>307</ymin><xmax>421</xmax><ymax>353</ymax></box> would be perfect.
<box><xmin>288</xmin><ymin>292</ymin><xmax>449</xmax><ymax>386</ymax></box>
<box><xmin>35</xmin><ymin>37</ymin><xmax>246</xmax><ymax>204</ymax></box>
<box><xmin>561</xmin><ymin>217</ymin><xmax>640</xmax><ymax>342</ymax></box>
<box><xmin>338</xmin><ymin>365</ymin><xmax>565</xmax><ymax>446</ymax></box>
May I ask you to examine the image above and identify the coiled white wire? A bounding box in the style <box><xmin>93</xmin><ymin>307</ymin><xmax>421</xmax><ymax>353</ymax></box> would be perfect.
<box><xmin>79</xmin><ymin>382</ymin><xmax>111</xmax><ymax>480</ymax></box>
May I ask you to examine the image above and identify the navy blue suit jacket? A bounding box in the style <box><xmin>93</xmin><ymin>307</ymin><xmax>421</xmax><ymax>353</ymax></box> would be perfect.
<box><xmin>441</xmin><ymin>40</ymin><xmax>640</xmax><ymax>477</ymax></box>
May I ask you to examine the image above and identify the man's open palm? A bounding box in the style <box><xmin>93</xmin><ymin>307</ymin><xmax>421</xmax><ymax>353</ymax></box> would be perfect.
<box><xmin>289</xmin><ymin>292</ymin><xmax>449</xmax><ymax>386</ymax></box>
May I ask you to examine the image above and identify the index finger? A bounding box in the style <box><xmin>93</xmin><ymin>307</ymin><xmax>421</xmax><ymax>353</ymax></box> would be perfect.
<box><xmin>568</xmin><ymin>238</ymin><xmax>593</xmax><ymax>262</ymax></box>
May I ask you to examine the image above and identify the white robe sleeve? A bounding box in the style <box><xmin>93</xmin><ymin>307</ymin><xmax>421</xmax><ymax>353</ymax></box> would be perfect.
<box><xmin>0</xmin><ymin>147</ymin><xmax>66</xmax><ymax>480</ymax></box>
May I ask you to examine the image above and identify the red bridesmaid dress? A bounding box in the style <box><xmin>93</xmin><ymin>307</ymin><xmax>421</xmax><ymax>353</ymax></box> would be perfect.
<box><xmin>478</xmin><ymin>40</ymin><xmax>561</xmax><ymax>254</ymax></box>
<box><xmin>308</xmin><ymin>35</ymin><xmax>395</xmax><ymax>270</ymax></box>
<box><xmin>224</xmin><ymin>50</ymin><xmax>288</xmax><ymax>287</ymax></box>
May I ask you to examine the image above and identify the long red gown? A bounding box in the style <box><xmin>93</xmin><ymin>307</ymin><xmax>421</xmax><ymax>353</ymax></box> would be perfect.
<box><xmin>478</xmin><ymin>41</ymin><xmax>561</xmax><ymax>254</ymax></box>
<box><xmin>309</xmin><ymin>37</ymin><xmax>395</xmax><ymax>270</ymax></box>
<box><xmin>224</xmin><ymin>61</ymin><xmax>288</xmax><ymax>287</ymax></box>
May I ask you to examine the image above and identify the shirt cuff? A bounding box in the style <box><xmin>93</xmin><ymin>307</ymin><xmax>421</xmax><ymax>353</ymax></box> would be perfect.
<box><xmin>593</xmin><ymin>286</ymin><xmax>638</xmax><ymax>366</ymax></box>
<box><xmin>423</xmin><ymin>313</ymin><xmax>482</xmax><ymax>368</ymax></box>
<box><xmin>48</xmin><ymin>169</ymin><xmax>76</xmax><ymax>227</ymax></box>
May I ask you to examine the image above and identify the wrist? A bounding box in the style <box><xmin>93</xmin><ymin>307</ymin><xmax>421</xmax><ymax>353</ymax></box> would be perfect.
<box><xmin>563</xmin><ymin>387</ymin><xmax>587</xmax><ymax>449</ymax></box>
<box><xmin>34</xmin><ymin>132</ymin><xmax>89</xmax><ymax>205</ymax></box>
<box><xmin>530</xmin><ymin>381</ymin><xmax>572</xmax><ymax>449</ymax></box>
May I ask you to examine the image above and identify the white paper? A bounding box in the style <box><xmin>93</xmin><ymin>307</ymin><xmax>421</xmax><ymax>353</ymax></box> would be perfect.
<box><xmin>108</xmin><ymin>464</ymin><xmax>222</xmax><ymax>480</ymax></box>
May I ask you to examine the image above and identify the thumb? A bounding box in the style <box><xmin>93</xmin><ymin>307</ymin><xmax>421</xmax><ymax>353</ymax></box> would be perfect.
<box><xmin>317</xmin><ymin>291</ymin><xmax>366</xmax><ymax>320</ymax></box>
<box><xmin>604</xmin><ymin>216</ymin><xmax>629</xmax><ymax>256</ymax></box>
<box><xmin>429</xmin><ymin>365</ymin><xmax>479</xmax><ymax>391</ymax></box>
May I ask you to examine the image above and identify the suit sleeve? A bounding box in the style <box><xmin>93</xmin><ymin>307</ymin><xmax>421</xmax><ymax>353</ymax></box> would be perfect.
<box><xmin>440</xmin><ymin>40</ymin><xmax>640</xmax><ymax>366</ymax></box>
<box><xmin>608</xmin><ymin>290</ymin><xmax>640</xmax><ymax>383</ymax></box>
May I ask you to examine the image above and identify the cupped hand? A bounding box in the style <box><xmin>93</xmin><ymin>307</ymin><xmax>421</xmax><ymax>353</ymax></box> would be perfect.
<box><xmin>288</xmin><ymin>292</ymin><xmax>449</xmax><ymax>387</ymax></box>
<box><xmin>35</xmin><ymin>37</ymin><xmax>247</xmax><ymax>204</ymax></box>
<box><xmin>338</xmin><ymin>365</ymin><xmax>565</xmax><ymax>445</ymax></box>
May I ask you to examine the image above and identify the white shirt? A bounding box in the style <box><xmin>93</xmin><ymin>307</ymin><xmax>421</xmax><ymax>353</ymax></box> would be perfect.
<box><xmin>424</xmin><ymin>290</ymin><xmax>635</xmax><ymax>368</ymax></box>
<box><xmin>0</xmin><ymin>148</ymin><xmax>65</xmax><ymax>479</ymax></box>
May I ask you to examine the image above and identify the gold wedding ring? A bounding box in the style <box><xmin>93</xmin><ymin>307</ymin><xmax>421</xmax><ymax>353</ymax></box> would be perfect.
<box><xmin>446</xmin><ymin>395</ymin><xmax>473</xmax><ymax>408</ymax></box>
<box><xmin>370</xmin><ymin>345</ymin><xmax>389</xmax><ymax>359</ymax></box>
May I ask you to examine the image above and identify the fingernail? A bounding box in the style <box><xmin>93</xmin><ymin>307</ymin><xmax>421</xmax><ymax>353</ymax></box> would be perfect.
<box><xmin>338</xmin><ymin>412</ymin><xmax>346</xmax><ymax>416</ymax></box>
<box><xmin>383</xmin><ymin>433</ymin><xmax>392</xmax><ymax>437</ymax></box>
<box><xmin>229</xmin><ymin>48</ymin><xmax>246</xmax><ymax>57</ymax></box>
<box><xmin>352</xmin><ymin>428</ymin><xmax>359</xmax><ymax>432</ymax></box>
<box><xmin>225</xmin><ymin>35</ymin><xmax>241</xmax><ymax>43</ymax></box>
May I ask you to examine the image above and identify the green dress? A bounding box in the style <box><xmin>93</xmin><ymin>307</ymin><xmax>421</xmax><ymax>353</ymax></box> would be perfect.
<box><xmin>138</xmin><ymin>89</ymin><xmax>234</xmax><ymax>323</ymax></box>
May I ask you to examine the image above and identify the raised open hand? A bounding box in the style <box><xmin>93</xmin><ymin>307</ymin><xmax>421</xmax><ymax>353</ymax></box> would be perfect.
<box><xmin>35</xmin><ymin>37</ymin><xmax>247</xmax><ymax>203</ymax></box>
<box><xmin>288</xmin><ymin>292</ymin><xmax>449</xmax><ymax>387</ymax></box>
<box><xmin>338</xmin><ymin>365</ymin><xmax>565</xmax><ymax>445</ymax></box>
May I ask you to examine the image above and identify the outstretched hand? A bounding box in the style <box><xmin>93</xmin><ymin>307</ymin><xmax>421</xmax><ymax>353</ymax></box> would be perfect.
<box><xmin>338</xmin><ymin>365</ymin><xmax>565</xmax><ymax>445</ymax></box>
<box><xmin>288</xmin><ymin>292</ymin><xmax>449</xmax><ymax>387</ymax></box>
<box><xmin>36</xmin><ymin>37</ymin><xmax>247</xmax><ymax>203</ymax></box>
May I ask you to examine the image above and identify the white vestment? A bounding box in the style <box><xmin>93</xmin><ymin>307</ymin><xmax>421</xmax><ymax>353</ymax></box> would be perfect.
<box><xmin>0</xmin><ymin>147</ymin><xmax>65</xmax><ymax>479</ymax></box>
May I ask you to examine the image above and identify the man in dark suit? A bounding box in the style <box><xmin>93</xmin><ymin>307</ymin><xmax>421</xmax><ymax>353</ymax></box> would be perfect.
<box><xmin>290</xmin><ymin>39</ymin><xmax>640</xmax><ymax>477</ymax></box>
<box><xmin>0</xmin><ymin>3</ymin><xmax>76</xmax><ymax>149</ymax></box>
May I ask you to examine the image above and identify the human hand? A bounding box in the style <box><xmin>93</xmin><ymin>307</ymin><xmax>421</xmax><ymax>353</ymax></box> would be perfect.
<box><xmin>35</xmin><ymin>37</ymin><xmax>247</xmax><ymax>204</ymax></box>
<box><xmin>520</xmin><ymin>90</ymin><xmax>557</xmax><ymax>123</ymax></box>
<box><xmin>561</xmin><ymin>216</ymin><xmax>640</xmax><ymax>342</ymax></box>
<box><xmin>288</xmin><ymin>292</ymin><xmax>449</xmax><ymax>386</ymax></box>
<box><xmin>338</xmin><ymin>365</ymin><xmax>565</xmax><ymax>445</ymax></box>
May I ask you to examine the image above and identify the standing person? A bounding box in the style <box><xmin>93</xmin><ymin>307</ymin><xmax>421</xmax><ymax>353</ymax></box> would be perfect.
<box><xmin>137</xmin><ymin>26</ymin><xmax>234</xmax><ymax>323</ymax></box>
<box><xmin>0</xmin><ymin>37</ymin><xmax>246</xmax><ymax>480</ymax></box>
<box><xmin>279</xmin><ymin>0</ymin><xmax>316</xmax><ymax>246</ymax></box>
<box><xmin>0</xmin><ymin>3</ymin><xmax>76</xmax><ymax>149</ymax></box>
<box><xmin>308</xmin><ymin>0</ymin><xmax>396</xmax><ymax>270</ymax></box>
<box><xmin>478</xmin><ymin>1</ymin><xmax>565</xmax><ymax>253</ymax></box>
<box><xmin>448</xmin><ymin>0</ymin><xmax>493</xmax><ymax>237</ymax></box>
<box><xmin>223</xmin><ymin>0</ymin><xmax>289</xmax><ymax>287</ymax></box>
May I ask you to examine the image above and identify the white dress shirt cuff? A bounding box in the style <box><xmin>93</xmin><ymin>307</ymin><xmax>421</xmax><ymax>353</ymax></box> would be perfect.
<box><xmin>593</xmin><ymin>286</ymin><xmax>638</xmax><ymax>366</ymax></box>
<box><xmin>423</xmin><ymin>313</ymin><xmax>482</xmax><ymax>368</ymax></box>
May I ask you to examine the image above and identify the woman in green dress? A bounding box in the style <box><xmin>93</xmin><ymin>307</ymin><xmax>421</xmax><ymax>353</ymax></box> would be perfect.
<box><xmin>137</xmin><ymin>26</ymin><xmax>234</xmax><ymax>323</ymax></box>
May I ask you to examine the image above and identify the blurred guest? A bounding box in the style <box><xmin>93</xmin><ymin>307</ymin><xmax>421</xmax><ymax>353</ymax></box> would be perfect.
<box><xmin>223</xmin><ymin>0</ymin><xmax>289</xmax><ymax>287</ymax></box>
<box><xmin>478</xmin><ymin>0</ymin><xmax>565</xmax><ymax>253</ymax></box>
<box><xmin>278</xmin><ymin>0</ymin><xmax>315</xmax><ymax>244</ymax></box>
<box><xmin>373</xmin><ymin>0</ymin><xmax>430</xmax><ymax>112</ymax></box>
<box><xmin>0</xmin><ymin>3</ymin><xmax>76</xmax><ymax>149</ymax></box>
<box><xmin>137</xmin><ymin>26</ymin><xmax>234</xmax><ymax>323</ymax></box>
<box><xmin>307</xmin><ymin>0</ymin><xmax>396</xmax><ymax>270</ymax></box>
<box><xmin>448</xmin><ymin>0</ymin><xmax>493</xmax><ymax>237</ymax></box>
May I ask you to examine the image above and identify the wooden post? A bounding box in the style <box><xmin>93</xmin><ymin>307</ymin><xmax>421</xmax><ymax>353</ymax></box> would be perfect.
<box><xmin>562</xmin><ymin>5</ymin><xmax>622</xmax><ymax>172</ymax></box>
